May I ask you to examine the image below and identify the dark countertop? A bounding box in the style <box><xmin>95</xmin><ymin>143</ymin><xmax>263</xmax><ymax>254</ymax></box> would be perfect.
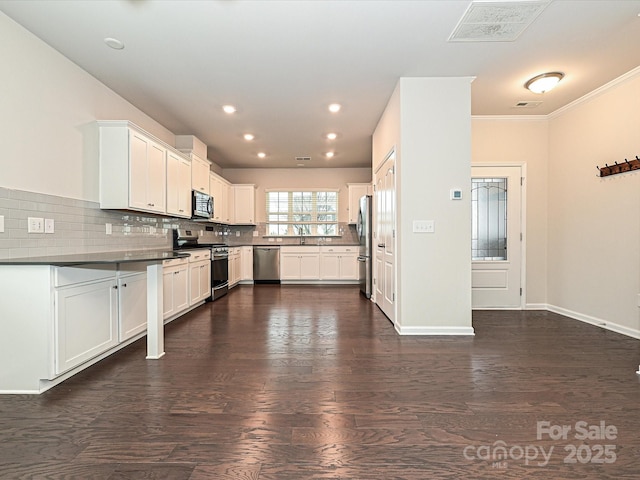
<box><xmin>0</xmin><ymin>250</ymin><xmax>189</xmax><ymax>266</ymax></box>
<box><xmin>248</xmin><ymin>243</ymin><xmax>360</xmax><ymax>247</ymax></box>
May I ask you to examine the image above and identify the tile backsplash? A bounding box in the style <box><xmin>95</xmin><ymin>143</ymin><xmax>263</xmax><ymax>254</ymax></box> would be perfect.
<box><xmin>0</xmin><ymin>187</ymin><xmax>360</xmax><ymax>259</ymax></box>
<box><xmin>0</xmin><ymin>187</ymin><xmax>224</xmax><ymax>259</ymax></box>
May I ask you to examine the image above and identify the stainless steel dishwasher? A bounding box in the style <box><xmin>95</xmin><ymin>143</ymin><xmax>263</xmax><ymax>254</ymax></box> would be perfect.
<box><xmin>253</xmin><ymin>246</ymin><xmax>280</xmax><ymax>284</ymax></box>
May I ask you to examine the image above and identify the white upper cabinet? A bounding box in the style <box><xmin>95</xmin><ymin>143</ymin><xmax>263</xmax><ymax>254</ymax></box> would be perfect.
<box><xmin>190</xmin><ymin>154</ymin><xmax>211</xmax><ymax>195</ymax></box>
<box><xmin>233</xmin><ymin>184</ymin><xmax>256</xmax><ymax>225</ymax></box>
<box><xmin>347</xmin><ymin>183</ymin><xmax>371</xmax><ymax>224</ymax></box>
<box><xmin>166</xmin><ymin>150</ymin><xmax>191</xmax><ymax>218</ymax></box>
<box><xmin>209</xmin><ymin>172</ymin><xmax>224</xmax><ymax>222</ymax></box>
<box><xmin>98</xmin><ymin>121</ymin><xmax>167</xmax><ymax>215</ymax></box>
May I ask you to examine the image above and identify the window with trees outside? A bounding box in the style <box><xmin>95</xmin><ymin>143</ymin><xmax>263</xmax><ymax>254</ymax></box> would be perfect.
<box><xmin>266</xmin><ymin>190</ymin><xmax>339</xmax><ymax>236</ymax></box>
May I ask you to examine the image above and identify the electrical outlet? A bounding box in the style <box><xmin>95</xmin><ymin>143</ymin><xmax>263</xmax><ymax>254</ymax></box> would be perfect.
<box><xmin>105</xmin><ymin>223</ymin><xmax>112</xmax><ymax>235</ymax></box>
<box><xmin>236</xmin><ymin>231</ymin><xmax>240</xmax><ymax>237</ymax></box>
<box><xmin>44</xmin><ymin>218</ymin><xmax>55</xmax><ymax>234</ymax></box>
<box><xmin>0</xmin><ymin>215</ymin><xmax>4</xmax><ymax>233</ymax></box>
<box><xmin>28</xmin><ymin>217</ymin><xmax>44</xmax><ymax>233</ymax></box>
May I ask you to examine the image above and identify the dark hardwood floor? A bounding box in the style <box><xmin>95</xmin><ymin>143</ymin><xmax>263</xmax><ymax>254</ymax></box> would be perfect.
<box><xmin>1</xmin><ymin>285</ymin><xmax>639</xmax><ymax>479</ymax></box>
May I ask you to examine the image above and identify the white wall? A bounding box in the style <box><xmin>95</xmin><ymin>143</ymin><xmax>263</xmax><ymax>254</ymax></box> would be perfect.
<box><xmin>0</xmin><ymin>12</ymin><xmax>175</xmax><ymax>202</ymax></box>
<box><xmin>547</xmin><ymin>72</ymin><xmax>640</xmax><ymax>335</ymax></box>
<box><xmin>373</xmin><ymin>77</ymin><xmax>473</xmax><ymax>333</ymax></box>
<box><xmin>222</xmin><ymin>167</ymin><xmax>371</xmax><ymax>223</ymax></box>
<box><xmin>471</xmin><ymin>117</ymin><xmax>549</xmax><ymax>306</ymax></box>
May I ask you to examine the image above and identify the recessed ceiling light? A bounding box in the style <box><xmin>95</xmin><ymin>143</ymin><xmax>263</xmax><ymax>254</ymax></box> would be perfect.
<box><xmin>104</xmin><ymin>37</ymin><xmax>124</xmax><ymax>50</ymax></box>
<box><xmin>257</xmin><ymin>152</ymin><xmax>266</xmax><ymax>158</ymax></box>
<box><xmin>243</xmin><ymin>133</ymin><xmax>255</xmax><ymax>141</ymax></box>
<box><xmin>328</xmin><ymin>103</ymin><xmax>341</xmax><ymax>113</ymax></box>
<box><xmin>325</xmin><ymin>152</ymin><xmax>335</xmax><ymax>158</ymax></box>
<box><xmin>525</xmin><ymin>72</ymin><xmax>564</xmax><ymax>94</ymax></box>
<box><xmin>326</xmin><ymin>132</ymin><xmax>338</xmax><ymax>140</ymax></box>
<box><xmin>222</xmin><ymin>105</ymin><xmax>237</xmax><ymax>114</ymax></box>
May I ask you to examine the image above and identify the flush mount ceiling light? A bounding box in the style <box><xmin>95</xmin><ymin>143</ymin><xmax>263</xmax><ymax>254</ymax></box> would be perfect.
<box><xmin>243</xmin><ymin>133</ymin><xmax>255</xmax><ymax>141</ymax></box>
<box><xmin>525</xmin><ymin>72</ymin><xmax>564</xmax><ymax>93</ymax></box>
<box><xmin>328</xmin><ymin>103</ymin><xmax>341</xmax><ymax>113</ymax></box>
<box><xmin>222</xmin><ymin>105</ymin><xmax>237</xmax><ymax>114</ymax></box>
<box><xmin>257</xmin><ymin>152</ymin><xmax>266</xmax><ymax>158</ymax></box>
<box><xmin>326</xmin><ymin>132</ymin><xmax>338</xmax><ymax>140</ymax></box>
<box><xmin>104</xmin><ymin>37</ymin><xmax>124</xmax><ymax>50</ymax></box>
<box><xmin>325</xmin><ymin>152</ymin><xmax>335</xmax><ymax>158</ymax></box>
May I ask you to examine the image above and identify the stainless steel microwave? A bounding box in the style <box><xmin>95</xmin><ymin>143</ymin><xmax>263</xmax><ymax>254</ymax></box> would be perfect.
<box><xmin>192</xmin><ymin>190</ymin><xmax>213</xmax><ymax>220</ymax></box>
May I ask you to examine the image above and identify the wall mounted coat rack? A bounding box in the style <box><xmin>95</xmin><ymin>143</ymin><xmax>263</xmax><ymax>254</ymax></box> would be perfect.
<box><xmin>597</xmin><ymin>156</ymin><xmax>640</xmax><ymax>177</ymax></box>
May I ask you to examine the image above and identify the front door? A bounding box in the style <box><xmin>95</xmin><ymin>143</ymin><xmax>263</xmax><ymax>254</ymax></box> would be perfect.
<box><xmin>471</xmin><ymin>165</ymin><xmax>523</xmax><ymax>308</ymax></box>
<box><xmin>374</xmin><ymin>151</ymin><xmax>396</xmax><ymax>323</ymax></box>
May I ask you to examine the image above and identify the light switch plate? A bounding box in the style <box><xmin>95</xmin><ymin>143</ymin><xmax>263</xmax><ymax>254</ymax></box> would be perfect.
<box><xmin>105</xmin><ymin>223</ymin><xmax>112</xmax><ymax>235</ymax></box>
<box><xmin>0</xmin><ymin>215</ymin><xmax>4</xmax><ymax>233</ymax></box>
<box><xmin>413</xmin><ymin>220</ymin><xmax>435</xmax><ymax>233</ymax></box>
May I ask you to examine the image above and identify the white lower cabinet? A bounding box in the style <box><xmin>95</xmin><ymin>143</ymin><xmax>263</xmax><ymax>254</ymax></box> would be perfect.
<box><xmin>162</xmin><ymin>257</ymin><xmax>189</xmax><ymax>320</ymax></box>
<box><xmin>229</xmin><ymin>247</ymin><xmax>241</xmax><ymax>287</ymax></box>
<box><xmin>117</xmin><ymin>271</ymin><xmax>147</xmax><ymax>342</ymax></box>
<box><xmin>280</xmin><ymin>246</ymin><xmax>320</xmax><ymax>280</ymax></box>
<box><xmin>185</xmin><ymin>249</ymin><xmax>211</xmax><ymax>305</ymax></box>
<box><xmin>280</xmin><ymin>245</ymin><xmax>359</xmax><ymax>283</ymax></box>
<box><xmin>54</xmin><ymin>267</ymin><xmax>119</xmax><ymax>375</ymax></box>
<box><xmin>0</xmin><ymin>256</ymin><xmax>218</xmax><ymax>394</ymax></box>
<box><xmin>320</xmin><ymin>246</ymin><xmax>358</xmax><ymax>280</ymax></box>
<box><xmin>240</xmin><ymin>246</ymin><xmax>253</xmax><ymax>281</ymax></box>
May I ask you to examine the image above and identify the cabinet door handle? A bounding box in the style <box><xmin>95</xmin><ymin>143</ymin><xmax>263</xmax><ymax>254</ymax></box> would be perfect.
<box><xmin>113</xmin><ymin>285</ymin><xmax>118</xmax><ymax>290</ymax></box>
<box><xmin>122</xmin><ymin>283</ymin><xmax>127</xmax><ymax>287</ymax></box>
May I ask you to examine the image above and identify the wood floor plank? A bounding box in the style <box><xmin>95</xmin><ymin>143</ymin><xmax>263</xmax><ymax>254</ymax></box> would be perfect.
<box><xmin>0</xmin><ymin>285</ymin><xmax>638</xmax><ymax>479</ymax></box>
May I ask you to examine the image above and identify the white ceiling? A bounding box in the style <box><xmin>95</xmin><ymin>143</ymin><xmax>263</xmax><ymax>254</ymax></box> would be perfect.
<box><xmin>1</xmin><ymin>0</ymin><xmax>639</xmax><ymax>169</ymax></box>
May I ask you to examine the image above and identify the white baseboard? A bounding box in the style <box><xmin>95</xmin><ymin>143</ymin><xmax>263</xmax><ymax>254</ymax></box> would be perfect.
<box><xmin>525</xmin><ymin>303</ymin><xmax>548</xmax><ymax>310</ymax></box>
<box><xmin>395</xmin><ymin>324</ymin><xmax>475</xmax><ymax>336</ymax></box>
<box><xmin>547</xmin><ymin>304</ymin><xmax>640</xmax><ymax>340</ymax></box>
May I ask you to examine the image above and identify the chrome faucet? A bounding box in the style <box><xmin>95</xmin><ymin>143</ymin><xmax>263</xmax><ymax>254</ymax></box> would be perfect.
<box><xmin>295</xmin><ymin>225</ymin><xmax>306</xmax><ymax>244</ymax></box>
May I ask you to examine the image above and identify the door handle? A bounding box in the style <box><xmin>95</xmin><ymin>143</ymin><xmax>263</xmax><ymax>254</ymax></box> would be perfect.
<box><xmin>377</xmin><ymin>243</ymin><xmax>385</xmax><ymax>248</ymax></box>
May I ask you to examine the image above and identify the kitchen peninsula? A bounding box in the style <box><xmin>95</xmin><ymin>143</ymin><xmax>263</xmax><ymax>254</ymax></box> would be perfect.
<box><xmin>0</xmin><ymin>250</ymin><xmax>189</xmax><ymax>394</ymax></box>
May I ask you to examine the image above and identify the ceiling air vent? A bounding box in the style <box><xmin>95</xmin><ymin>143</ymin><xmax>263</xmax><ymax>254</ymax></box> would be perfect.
<box><xmin>449</xmin><ymin>1</ymin><xmax>550</xmax><ymax>42</ymax></box>
<box><xmin>295</xmin><ymin>156</ymin><xmax>312</xmax><ymax>162</ymax></box>
<box><xmin>513</xmin><ymin>101</ymin><xmax>543</xmax><ymax>108</ymax></box>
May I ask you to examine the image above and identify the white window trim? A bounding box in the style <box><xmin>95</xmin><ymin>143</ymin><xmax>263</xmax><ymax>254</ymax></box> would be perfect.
<box><xmin>265</xmin><ymin>188</ymin><xmax>340</xmax><ymax>237</ymax></box>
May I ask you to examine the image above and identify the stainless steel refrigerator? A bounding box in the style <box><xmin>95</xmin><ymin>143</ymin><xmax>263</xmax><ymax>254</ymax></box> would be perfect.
<box><xmin>357</xmin><ymin>195</ymin><xmax>373</xmax><ymax>298</ymax></box>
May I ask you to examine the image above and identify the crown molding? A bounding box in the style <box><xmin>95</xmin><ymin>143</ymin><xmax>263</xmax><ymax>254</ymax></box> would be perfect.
<box><xmin>549</xmin><ymin>65</ymin><xmax>640</xmax><ymax>119</ymax></box>
<box><xmin>472</xmin><ymin>115</ymin><xmax>548</xmax><ymax>121</ymax></box>
<box><xmin>473</xmin><ymin>65</ymin><xmax>640</xmax><ymax>122</ymax></box>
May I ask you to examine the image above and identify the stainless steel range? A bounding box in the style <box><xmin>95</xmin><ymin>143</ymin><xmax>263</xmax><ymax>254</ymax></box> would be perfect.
<box><xmin>207</xmin><ymin>243</ymin><xmax>229</xmax><ymax>300</ymax></box>
<box><xmin>173</xmin><ymin>229</ymin><xmax>229</xmax><ymax>301</ymax></box>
